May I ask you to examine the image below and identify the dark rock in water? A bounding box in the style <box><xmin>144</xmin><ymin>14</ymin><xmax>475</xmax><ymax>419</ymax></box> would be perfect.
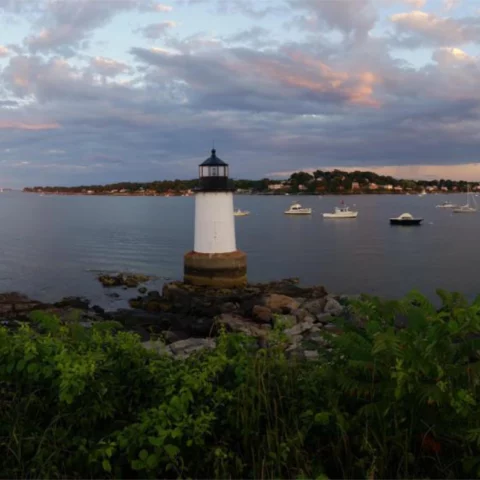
<box><xmin>147</xmin><ymin>290</ymin><xmax>161</xmax><ymax>299</ymax></box>
<box><xmin>54</xmin><ymin>296</ymin><xmax>90</xmax><ymax>310</ymax></box>
<box><xmin>98</xmin><ymin>273</ymin><xmax>150</xmax><ymax>288</ymax></box>
<box><xmin>106</xmin><ymin>292</ymin><xmax>120</xmax><ymax>298</ymax></box>
<box><xmin>92</xmin><ymin>305</ymin><xmax>105</xmax><ymax>315</ymax></box>
<box><xmin>138</xmin><ymin>287</ymin><xmax>147</xmax><ymax>294</ymax></box>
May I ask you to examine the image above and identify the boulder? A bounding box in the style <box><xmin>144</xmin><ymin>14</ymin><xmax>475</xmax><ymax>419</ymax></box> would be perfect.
<box><xmin>292</xmin><ymin>308</ymin><xmax>308</xmax><ymax>323</ymax></box>
<box><xmin>219</xmin><ymin>302</ymin><xmax>238</xmax><ymax>314</ymax></box>
<box><xmin>161</xmin><ymin>330</ymin><xmax>189</xmax><ymax>344</ymax></box>
<box><xmin>302</xmin><ymin>298</ymin><xmax>327</xmax><ymax>316</ymax></box>
<box><xmin>304</xmin><ymin>350</ymin><xmax>319</xmax><ymax>360</ymax></box>
<box><xmin>138</xmin><ymin>287</ymin><xmax>147</xmax><ymax>294</ymax></box>
<box><xmin>54</xmin><ymin>296</ymin><xmax>90</xmax><ymax>310</ymax></box>
<box><xmin>216</xmin><ymin>313</ymin><xmax>268</xmax><ymax>338</ymax></box>
<box><xmin>284</xmin><ymin>318</ymin><xmax>315</xmax><ymax>337</ymax></box>
<box><xmin>263</xmin><ymin>294</ymin><xmax>299</xmax><ymax>313</ymax></box>
<box><xmin>316</xmin><ymin>313</ymin><xmax>334</xmax><ymax>325</ymax></box>
<box><xmin>169</xmin><ymin>338</ymin><xmax>216</xmax><ymax>358</ymax></box>
<box><xmin>252</xmin><ymin>305</ymin><xmax>272</xmax><ymax>324</ymax></box>
<box><xmin>324</xmin><ymin>297</ymin><xmax>344</xmax><ymax>316</ymax></box>
<box><xmin>98</xmin><ymin>273</ymin><xmax>150</xmax><ymax>288</ymax></box>
<box><xmin>311</xmin><ymin>285</ymin><xmax>328</xmax><ymax>299</ymax></box>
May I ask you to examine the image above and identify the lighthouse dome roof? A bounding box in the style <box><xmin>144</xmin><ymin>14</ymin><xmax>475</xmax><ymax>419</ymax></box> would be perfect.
<box><xmin>200</xmin><ymin>149</ymin><xmax>228</xmax><ymax>166</ymax></box>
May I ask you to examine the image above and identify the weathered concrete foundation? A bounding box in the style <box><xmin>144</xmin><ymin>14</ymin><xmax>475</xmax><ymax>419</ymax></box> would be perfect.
<box><xmin>184</xmin><ymin>250</ymin><xmax>247</xmax><ymax>288</ymax></box>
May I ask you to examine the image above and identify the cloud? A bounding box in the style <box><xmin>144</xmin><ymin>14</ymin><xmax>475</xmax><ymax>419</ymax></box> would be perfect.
<box><xmin>223</xmin><ymin>26</ymin><xmax>272</xmax><ymax>48</ymax></box>
<box><xmin>0</xmin><ymin>45</ymin><xmax>9</xmax><ymax>56</ymax></box>
<box><xmin>137</xmin><ymin>21</ymin><xmax>177</xmax><ymax>39</ymax></box>
<box><xmin>155</xmin><ymin>3</ymin><xmax>173</xmax><ymax>12</ymax></box>
<box><xmin>24</xmin><ymin>0</ymin><xmax>159</xmax><ymax>54</ymax></box>
<box><xmin>390</xmin><ymin>10</ymin><xmax>480</xmax><ymax>47</ymax></box>
<box><xmin>0</xmin><ymin>121</ymin><xmax>59</xmax><ymax>130</ymax></box>
<box><xmin>432</xmin><ymin>46</ymin><xmax>475</xmax><ymax>64</ymax></box>
<box><xmin>90</xmin><ymin>56</ymin><xmax>131</xmax><ymax>76</ymax></box>
<box><xmin>443</xmin><ymin>0</ymin><xmax>461</xmax><ymax>11</ymax></box>
<box><xmin>131</xmin><ymin>46</ymin><xmax>381</xmax><ymax>110</ymax></box>
<box><xmin>289</xmin><ymin>0</ymin><xmax>377</xmax><ymax>41</ymax></box>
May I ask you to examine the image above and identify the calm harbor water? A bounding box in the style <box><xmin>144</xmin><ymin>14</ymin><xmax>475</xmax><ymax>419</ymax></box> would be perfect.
<box><xmin>0</xmin><ymin>191</ymin><xmax>477</xmax><ymax>308</ymax></box>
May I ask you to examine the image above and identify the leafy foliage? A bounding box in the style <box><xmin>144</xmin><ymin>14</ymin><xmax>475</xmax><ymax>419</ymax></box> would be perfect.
<box><xmin>1</xmin><ymin>291</ymin><xmax>480</xmax><ymax>478</ymax></box>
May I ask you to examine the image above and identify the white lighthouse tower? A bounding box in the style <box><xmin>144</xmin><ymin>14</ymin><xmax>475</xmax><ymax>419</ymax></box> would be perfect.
<box><xmin>184</xmin><ymin>149</ymin><xmax>247</xmax><ymax>288</ymax></box>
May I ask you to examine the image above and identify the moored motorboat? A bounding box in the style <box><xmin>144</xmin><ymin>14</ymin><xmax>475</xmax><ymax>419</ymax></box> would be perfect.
<box><xmin>323</xmin><ymin>202</ymin><xmax>358</xmax><ymax>218</ymax></box>
<box><xmin>284</xmin><ymin>202</ymin><xmax>312</xmax><ymax>215</ymax></box>
<box><xmin>436</xmin><ymin>201</ymin><xmax>458</xmax><ymax>208</ymax></box>
<box><xmin>234</xmin><ymin>208</ymin><xmax>250</xmax><ymax>216</ymax></box>
<box><xmin>390</xmin><ymin>213</ymin><xmax>423</xmax><ymax>225</ymax></box>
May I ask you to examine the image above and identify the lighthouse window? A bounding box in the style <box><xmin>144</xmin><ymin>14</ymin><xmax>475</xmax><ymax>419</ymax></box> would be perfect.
<box><xmin>211</xmin><ymin>167</ymin><xmax>218</xmax><ymax>176</ymax></box>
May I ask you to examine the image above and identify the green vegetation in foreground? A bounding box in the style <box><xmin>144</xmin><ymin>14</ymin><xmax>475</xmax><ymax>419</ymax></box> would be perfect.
<box><xmin>2</xmin><ymin>290</ymin><xmax>480</xmax><ymax>479</ymax></box>
<box><xmin>22</xmin><ymin>169</ymin><xmax>478</xmax><ymax>195</ymax></box>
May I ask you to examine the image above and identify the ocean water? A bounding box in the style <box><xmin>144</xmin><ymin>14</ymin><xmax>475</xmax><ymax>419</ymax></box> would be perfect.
<box><xmin>0</xmin><ymin>191</ymin><xmax>477</xmax><ymax>308</ymax></box>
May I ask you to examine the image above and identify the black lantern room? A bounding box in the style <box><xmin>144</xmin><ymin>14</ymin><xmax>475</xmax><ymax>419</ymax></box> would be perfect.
<box><xmin>198</xmin><ymin>149</ymin><xmax>235</xmax><ymax>191</ymax></box>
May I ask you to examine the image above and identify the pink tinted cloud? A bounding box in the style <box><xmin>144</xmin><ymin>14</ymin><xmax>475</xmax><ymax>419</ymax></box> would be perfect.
<box><xmin>237</xmin><ymin>51</ymin><xmax>381</xmax><ymax>107</ymax></box>
<box><xmin>0</xmin><ymin>121</ymin><xmax>60</xmax><ymax>131</ymax></box>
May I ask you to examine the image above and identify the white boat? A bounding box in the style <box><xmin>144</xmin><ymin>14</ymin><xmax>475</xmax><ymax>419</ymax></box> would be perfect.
<box><xmin>453</xmin><ymin>185</ymin><xmax>477</xmax><ymax>213</ymax></box>
<box><xmin>418</xmin><ymin>192</ymin><xmax>426</xmax><ymax>197</ymax></box>
<box><xmin>436</xmin><ymin>201</ymin><xmax>458</xmax><ymax>208</ymax></box>
<box><xmin>234</xmin><ymin>208</ymin><xmax>250</xmax><ymax>217</ymax></box>
<box><xmin>284</xmin><ymin>202</ymin><xmax>312</xmax><ymax>215</ymax></box>
<box><xmin>323</xmin><ymin>202</ymin><xmax>358</xmax><ymax>219</ymax></box>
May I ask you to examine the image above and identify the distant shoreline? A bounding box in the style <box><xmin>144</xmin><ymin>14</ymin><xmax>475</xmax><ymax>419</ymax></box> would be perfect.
<box><xmin>22</xmin><ymin>191</ymin><xmax>461</xmax><ymax>197</ymax></box>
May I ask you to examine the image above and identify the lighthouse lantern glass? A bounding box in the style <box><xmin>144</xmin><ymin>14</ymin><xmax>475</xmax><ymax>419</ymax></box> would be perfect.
<box><xmin>199</xmin><ymin>165</ymin><xmax>228</xmax><ymax>178</ymax></box>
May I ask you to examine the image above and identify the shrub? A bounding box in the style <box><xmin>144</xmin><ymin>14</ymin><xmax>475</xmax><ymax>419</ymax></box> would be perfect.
<box><xmin>0</xmin><ymin>291</ymin><xmax>479</xmax><ymax>478</ymax></box>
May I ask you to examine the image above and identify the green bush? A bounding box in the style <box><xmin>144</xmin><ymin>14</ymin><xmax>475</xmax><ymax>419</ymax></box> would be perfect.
<box><xmin>0</xmin><ymin>290</ymin><xmax>480</xmax><ymax>478</ymax></box>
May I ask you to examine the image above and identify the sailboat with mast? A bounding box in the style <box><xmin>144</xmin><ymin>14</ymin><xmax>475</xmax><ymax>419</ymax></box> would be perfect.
<box><xmin>453</xmin><ymin>185</ymin><xmax>477</xmax><ymax>213</ymax></box>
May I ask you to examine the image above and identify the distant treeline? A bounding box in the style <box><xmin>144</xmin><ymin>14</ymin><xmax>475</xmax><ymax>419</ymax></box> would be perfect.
<box><xmin>22</xmin><ymin>169</ymin><xmax>477</xmax><ymax>194</ymax></box>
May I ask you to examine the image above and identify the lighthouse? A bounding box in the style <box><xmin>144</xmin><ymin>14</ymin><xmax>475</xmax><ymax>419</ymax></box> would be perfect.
<box><xmin>184</xmin><ymin>149</ymin><xmax>247</xmax><ymax>288</ymax></box>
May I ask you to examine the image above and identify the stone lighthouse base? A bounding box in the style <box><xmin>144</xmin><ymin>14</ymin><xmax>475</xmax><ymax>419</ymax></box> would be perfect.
<box><xmin>183</xmin><ymin>250</ymin><xmax>247</xmax><ymax>288</ymax></box>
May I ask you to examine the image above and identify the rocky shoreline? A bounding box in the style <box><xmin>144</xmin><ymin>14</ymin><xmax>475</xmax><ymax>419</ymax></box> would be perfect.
<box><xmin>0</xmin><ymin>277</ymin><xmax>358</xmax><ymax>359</ymax></box>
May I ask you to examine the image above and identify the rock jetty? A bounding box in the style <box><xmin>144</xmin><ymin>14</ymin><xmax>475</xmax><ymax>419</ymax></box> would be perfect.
<box><xmin>0</xmin><ymin>278</ymin><xmax>359</xmax><ymax>359</ymax></box>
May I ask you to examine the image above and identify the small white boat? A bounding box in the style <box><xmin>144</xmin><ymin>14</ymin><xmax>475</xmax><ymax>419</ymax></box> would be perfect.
<box><xmin>323</xmin><ymin>202</ymin><xmax>358</xmax><ymax>219</ymax></box>
<box><xmin>284</xmin><ymin>202</ymin><xmax>312</xmax><ymax>215</ymax></box>
<box><xmin>418</xmin><ymin>191</ymin><xmax>427</xmax><ymax>197</ymax></box>
<box><xmin>436</xmin><ymin>201</ymin><xmax>458</xmax><ymax>208</ymax></box>
<box><xmin>234</xmin><ymin>208</ymin><xmax>250</xmax><ymax>217</ymax></box>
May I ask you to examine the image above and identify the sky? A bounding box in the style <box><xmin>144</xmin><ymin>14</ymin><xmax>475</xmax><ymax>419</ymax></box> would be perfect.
<box><xmin>1</xmin><ymin>0</ymin><xmax>480</xmax><ymax>186</ymax></box>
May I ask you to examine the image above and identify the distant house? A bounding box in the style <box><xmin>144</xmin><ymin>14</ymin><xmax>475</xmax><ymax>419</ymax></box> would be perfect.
<box><xmin>426</xmin><ymin>186</ymin><xmax>438</xmax><ymax>192</ymax></box>
<box><xmin>384</xmin><ymin>184</ymin><xmax>393</xmax><ymax>190</ymax></box>
<box><xmin>351</xmin><ymin>182</ymin><xmax>360</xmax><ymax>190</ymax></box>
<box><xmin>394</xmin><ymin>186</ymin><xmax>403</xmax><ymax>192</ymax></box>
<box><xmin>87</xmin><ymin>190</ymin><xmax>94</xmax><ymax>194</ymax></box>
<box><xmin>298</xmin><ymin>184</ymin><xmax>307</xmax><ymax>191</ymax></box>
<box><xmin>369</xmin><ymin>183</ymin><xmax>379</xmax><ymax>190</ymax></box>
<box><xmin>268</xmin><ymin>184</ymin><xmax>284</xmax><ymax>191</ymax></box>
<box><xmin>440</xmin><ymin>186</ymin><xmax>449</xmax><ymax>192</ymax></box>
